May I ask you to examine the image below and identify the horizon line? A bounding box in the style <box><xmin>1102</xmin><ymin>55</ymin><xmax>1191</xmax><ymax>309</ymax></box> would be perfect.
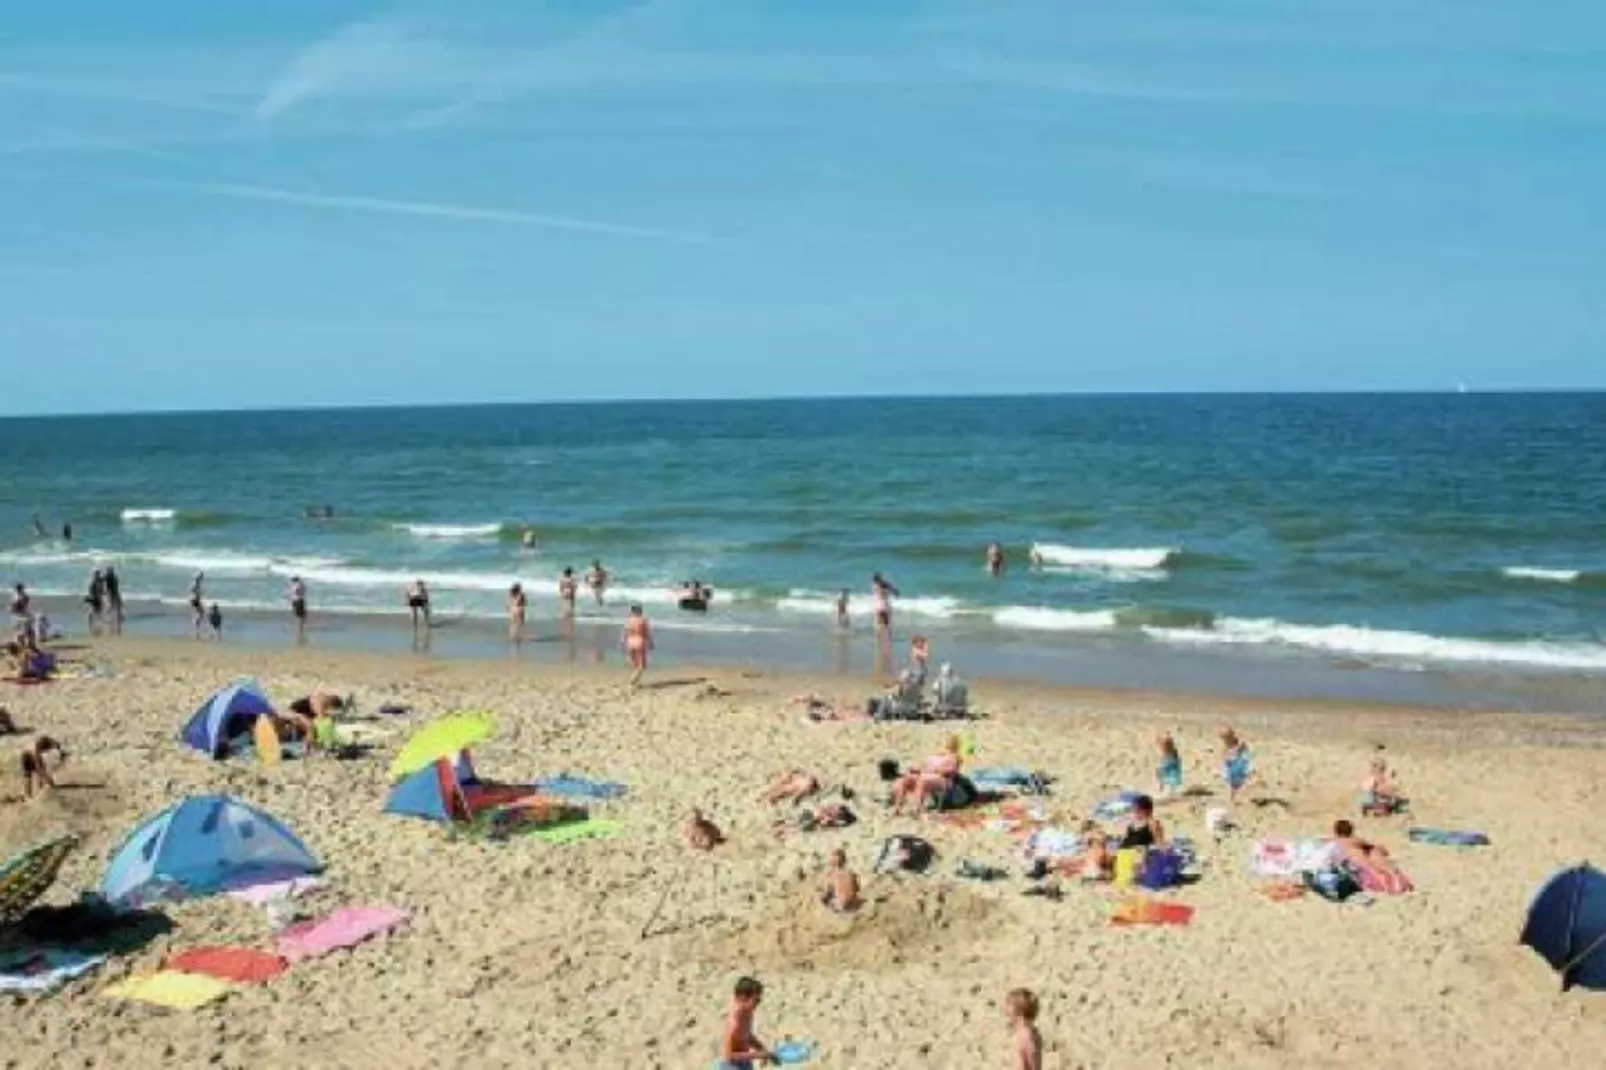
<box><xmin>2</xmin><ymin>386</ymin><xmax>1602</xmax><ymax>422</ymax></box>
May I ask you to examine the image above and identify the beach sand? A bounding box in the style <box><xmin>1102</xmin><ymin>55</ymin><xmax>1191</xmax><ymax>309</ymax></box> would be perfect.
<box><xmin>3</xmin><ymin>637</ymin><xmax>1605</xmax><ymax>1068</ymax></box>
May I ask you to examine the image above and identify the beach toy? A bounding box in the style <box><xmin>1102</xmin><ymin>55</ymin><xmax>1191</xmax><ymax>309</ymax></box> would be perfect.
<box><xmin>774</xmin><ymin>1040</ymin><xmax>817</xmax><ymax>1064</ymax></box>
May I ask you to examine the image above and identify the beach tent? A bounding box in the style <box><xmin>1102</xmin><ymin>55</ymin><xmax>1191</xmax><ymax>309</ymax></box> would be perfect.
<box><xmin>1521</xmin><ymin>863</ymin><xmax>1606</xmax><ymax>991</ymax></box>
<box><xmin>179</xmin><ymin>680</ymin><xmax>276</xmax><ymax>758</ymax></box>
<box><xmin>384</xmin><ymin>712</ymin><xmax>537</xmax><ymax>824</ymax></box>
<box><xmin>100</xmin><ymin>794</ymin><xmax>321</xmax><ymax>909</ymax></box>
<box><xmin>385</xmin><ymin>751</ymin><xmax>480</xmax><ymax>823</ymax></box>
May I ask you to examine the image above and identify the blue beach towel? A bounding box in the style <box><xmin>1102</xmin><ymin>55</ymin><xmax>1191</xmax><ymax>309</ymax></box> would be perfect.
<box><xmin>1408</xmin><ymin>827</ymin><xmax>1490</xmax><ymax>848</ymax></box>
<box><xmin>535</xmin><ymin>775</ymin><xmax>628</xmax><ymax>800</ymax></box>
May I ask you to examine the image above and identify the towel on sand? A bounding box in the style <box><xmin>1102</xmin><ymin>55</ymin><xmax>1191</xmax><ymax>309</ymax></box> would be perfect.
<box><xmin>104</xmin><ymin>970</ymin><xmax>232</xmax><ymax>1009</ymax></box>
<box><xmin>225</xmin><ymin>875</ymin><xmax>326</xmax><ymax>906</ymax></box>
<box><xmin>0</xmin><ymin>949</ymin><xmax>107</xmax><ymax>994</ymax></box>
<box><xmin>1408</xmin><ymin>827</ymin><xmax>1490</xmax><ymax>848</ymax></box>
<box><xmin>276</xmin><ymin>905</ymin><xmax>408</xmax><ymax>962</ymax></box>
<box><xmin>534</xmin><ymin>774</ymin><xmax>628</xmax><ymax>800</ymax></box>
<box><xmin>530</xmin><ymin>818</ymin><xmax>624</xmax><ymax>845</ymax></box>
<box><xmin>1110</xmin><ymin>898</ymin><xmax>1195</xmax><ymax>926</ymax></box>
<box><xmin>1250</xmin><ymin>838</ymin><xmax>1336</xmax><ymax>878</ymax></box>
<box><xmin>168</xmin><ymin>947</ymin><xmax>288</xmax><ymax>984</ymax></box>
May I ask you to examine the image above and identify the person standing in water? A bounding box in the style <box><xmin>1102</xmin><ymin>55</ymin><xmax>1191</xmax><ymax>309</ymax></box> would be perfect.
<box><xmin>31</xmin><ymin>515</ymin><xmax>47</xmax><ymax>539</ymax></box>
<box><xmin>508</xmin><ymin>582</ymin><xmax>527</xmax><ymax>646</ymax></box>
<box><xmin>405</xmin><ymin>579</ymin><xmax>431</xmax><ymax>636</ymax></box>
<box><xmin>871</xmin><ymin>572</ymin><xmax>899</xmax><ymax>636</ymax></box>
<box><xmin>288</xmin><ymin>575</ymin><xmax>308</xmax><ymax>643</ymax></box>
<box><xmin>621</xmin><ymin>604</ymin><xmax>653</xmax><ymax>687</ymax></box>
<box><xmin>61</xmin><ymin>521</ymin><xmax>72</xmax><ymax>545</ymax></box>
<box><xmin>188</xmin><ymin>573</ymin><xmax>205</xmax><ymax>639</ymax></box>
<box><xmin>558</xmin><ymin>567</ymin><xmax>578</xmax><ymax>618</ymax></box>
<box><xmin>986</xmin><ymin>541</ymin><xmax>1006</xmax><ymax>577</ymax></box>
<box><xmin>84</xmin><ymin>570</ymin><xmax>105</xmax><ymax>636</ymax></box>
<box><xmin>835</xmin><ymin>589</ymin><xmax>851</xmax><ymax>631</ymax></box>
<box><xmin>586</xmin><ymin>560</ymin><xmax>610</xmax><ymax>605</ymax></box>
<box><xmin>102</xmin><ymin>566</ymin><xmax>123</xmax><ymax>635</ymax></box>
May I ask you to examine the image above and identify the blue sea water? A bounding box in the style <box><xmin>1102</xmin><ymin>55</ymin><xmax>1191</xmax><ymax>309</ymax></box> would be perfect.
<box><xmin>2</xmin><ymin>394</ymin><xmax>1604</xmax><ymax>690</ymax></box>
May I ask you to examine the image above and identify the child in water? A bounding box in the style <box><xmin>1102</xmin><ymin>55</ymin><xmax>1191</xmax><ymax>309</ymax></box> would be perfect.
<box><xmin>1155</xmin><ymin>730</ymin><xmax>1183</xmax><ymax>797</ymax></box>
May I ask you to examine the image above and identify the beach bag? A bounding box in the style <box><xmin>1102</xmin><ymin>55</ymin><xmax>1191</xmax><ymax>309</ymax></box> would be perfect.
<box><xmin>876</xmin><ymin>759</ymin><xmax>901</xmax><ymax>783</ymax></box>
<box><xmin>1137</xmin><ymin>849</ymin><xmax>1184</xmax><ymax>890</ymax></box>
<box><xmin>1113</xmin><ymin>848</ymin><xmax>1144</xmax><ymax>887</ymax></box>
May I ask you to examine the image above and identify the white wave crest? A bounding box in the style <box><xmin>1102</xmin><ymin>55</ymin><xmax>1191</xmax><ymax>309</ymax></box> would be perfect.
<box><xmin>397</xmin><ymin>523</ymin><xmax>502</xmax><ymax>540</ymax></box>
<box><xmin>150</xmin><ymin>550</ymin><xmax>276</xmax><ymax>574</ymax></box>
<box><xmin>994</xmin><ymin>606</ymin><xmax>1119</xmax><ymax>632</ymax></box>
<box><xmin>1147</xmin><ymin>617</ymin><xmax>1606</xmax><ymax>672</ymax></box>
<box><xmin>121</xmin><ymin>508</ymin><xmax>176</xmax><ymax>523</ymax></box>
<box><xmin>1502</xmin><ymin>566</ymin><xmax>1582</xmax><ymax>584</ymax></box>
<box><xmin>1032</xmin><ymin>543</ymin><xmax>1175</xmax><ymax>571</ymax></box>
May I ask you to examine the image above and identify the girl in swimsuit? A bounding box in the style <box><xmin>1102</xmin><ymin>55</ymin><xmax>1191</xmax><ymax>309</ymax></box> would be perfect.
<box><xmin>406</xmin><ymin>580</ymin><xmax>431</xmax><ymax>634</ymax></box>
<box><xmin>507</xmin><ymin>583</ymin><xmax>527</xmax><ymax>645</ymax></box>
<box><xmin>871</xmin><ymin>572</ymin><xmax>899</xmax><ymax>635</ymax></box>
<box><xmin>557</xmin><ymin>567</ymin><xmax>578</xmax><ymax>617</ymax></box>
<box><xmin>622</xmin><ymin>604</ymin><xmax>652</xmax><ymax>686</ymax></box>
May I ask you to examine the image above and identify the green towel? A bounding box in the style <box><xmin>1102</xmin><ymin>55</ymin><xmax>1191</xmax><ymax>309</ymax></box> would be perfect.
<box><xmin>530</xmin><ymin>819</ymin><xmax>624</xmax><ymax>845</ymax></box>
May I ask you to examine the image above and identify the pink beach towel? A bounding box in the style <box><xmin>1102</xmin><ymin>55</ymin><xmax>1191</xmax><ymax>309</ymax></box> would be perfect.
<box><xmin>275</xmin><ymin>905</ymin><xmax>409</xmax><ymax>962</ymax></box>
<box><xmin>225</xmin><ymin>876</ymin><xmax>326</xmax><ymax>907</ymax></box>
<box><xmin>1352</xmin><ymin>860</ymin><xmax>1413</xmax><ymax>896</ymax></box>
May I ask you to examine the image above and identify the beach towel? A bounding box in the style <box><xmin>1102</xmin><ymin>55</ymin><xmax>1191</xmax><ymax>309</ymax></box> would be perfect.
<box><xmin>1110</xmin><ymin>898</ymin><xmax>1195</xmax><ymax>926</ymax></box>
<box><xmin>0</xmin><ymin>949</ymin><xmax>107</xmax><ymax>994</ymax></box>
<box><xmin>1259</xmin><ymin>880</ymin><xmax>1306</xmax><ymax>902</ymax></box>
<box><xmin>1250</xmin><ymin>838</ymin><xmax>1335</xmax><ymax>878</ymax></box>
<box><xmin>0</xmin><ymin>834</ymin><xmax>80</xmax><ymax>923</ymax></box>
<box><xmin>533</xmin><ymin>774</ymin><xmax>628</xmax><ymax>800</ymax></box>
<box><xmin>225</xmin><ymin>875</ymin><xmax>326</xmax><ymax>906</ymax></box>
<box><xmin>275</xmin><ymin>905</ymin><xmax>408</xmax><ymax>963</ymax></box>
<box><xmin>1408</xmin><ymin>827</ymin><xmax>1490</xmax><ymax>848</ymax></box>
<box><xmin>167</xmin><ymin>947</ymin><xmax>288</xmax><ymax>984</ymax></box>
<box><xmin>1093</xmin><ymin>792</ymin><xmax>1144</xmax><ymax>822</ymax></box>
<box><xmin>1351</xmin><ymin>860</ymin><xmax>1413</xmax><ymax>896</ymax></box>
<box><xmin>104</xmin><ymin>970</ymin><xmax>232</xmax><ymax>1009</ymax></box>
<box><xmin>530</xmin><ymin>818</ymin><xmax>624</xmax><ymax>845</ymax></box>
<box><xmin>968</xmin><ymin>768</ymin><xmax>1049</xmax><ymax>795</ymax></box>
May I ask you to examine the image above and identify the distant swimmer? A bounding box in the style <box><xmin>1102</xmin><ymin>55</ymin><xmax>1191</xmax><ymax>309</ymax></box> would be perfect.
<box><xmin>558</xmin><ymin>567</ymin><xmax>578</xmax><ymax>617</ymax></box>
<box><xmin>836</xmin><ymin>589</ymin><xmax>851</xmax><ymax>631</ymax></box>
<box><xmin>986</xmin><ymin>541</ymin><xmax>1006</xmax><ymax>577</ymax></box>
<box><xmin>188</xmin><ymin>573</ymin><xmax>205</xmax><ymax>639</ymax></box>
<box><xmin>31</xmin><ymin>515</ymin><xmax>46</xmax><ymax>539</ymax></box>
<box><xmin>61</xmin><ymin>522</ymin><xmax>72</xmax><ymax>544</ymax></box>
<box><xmin>677</xmin><ymin>580</ymin><xmax>712</xmax><ymax>613</ymax></box>
<box><xmin>304</xmin><ymin>505</ymin><xmax>335</xmax><ymax>520</ymax></box>
<box><xmin>871</xmin><ymin>572</ymin><xmax>900</xmax><ymax>635</ymax></box>
<box><xmin>586</xmin><ymin>559</ymin><xmax>610</xmax><ymax>605</ymax></box>
<box><xmin>621</xmin><ymin>603</ymin><xmax>653</xmax><ymax>687</ymax></box>
<box><xmin>1029</xmin><ymin>546</ymin><xmax>1044</xmax><ymax>570</ymax></box>
<box><xmin>521</xmin><ymin>528</ymin><xmax>538</xmax><ymax>551</ymax></box>
<box><xmin>406</xmin><ymin>579</ymin><xmax>432</xmax><ymax>635</ymax></box>
<box><xmin>508</xmin><ymin>582</ymin><xmax>527</xmax><ymax>645</ymax></box>
<box><xmin>288</xmin><ymin>575</ymin><xmax>308</xmax><ymax>643</ymax></box>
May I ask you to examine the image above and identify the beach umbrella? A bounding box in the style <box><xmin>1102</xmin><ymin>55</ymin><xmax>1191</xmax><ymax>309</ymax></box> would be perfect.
<box><xmin>390</xmin><ymin>712</ymin><xmax>496</xmax><ymax>778</ymax></box>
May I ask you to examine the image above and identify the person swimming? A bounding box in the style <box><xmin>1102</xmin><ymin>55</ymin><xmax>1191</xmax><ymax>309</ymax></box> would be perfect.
<box><xmin>586</xmin><ymin>560</ymin><xmax>609</xmax><ymax>605</ymax></box>
<box><xmin>678</xmin><ymin>580</ymin><xmax>712</xmax><ymax>612</ymax></box>
<box><xmin>986</xmin><ymin>541</ymin><xmax>1006</xmax><ymax>577</ymax></box>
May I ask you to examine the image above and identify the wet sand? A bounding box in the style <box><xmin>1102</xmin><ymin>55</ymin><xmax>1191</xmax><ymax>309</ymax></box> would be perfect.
<box><xmin>3</xmin><ymin>637</ymin><xmax>1605</xmax><ymax>1069</ymax></box>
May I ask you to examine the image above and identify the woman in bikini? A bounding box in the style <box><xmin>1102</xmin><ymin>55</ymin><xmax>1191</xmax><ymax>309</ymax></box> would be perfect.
<box><xmin>557</xmin><ymin>567</ymin><xmax>578</xmax><ymax>618</ymax></box>
<box><xmin>507</xmin><ymin>582</ymin><xmax>527</xmax><ymax>645</ymax></box>
<box><xmin>621</xmin><ymin>604</ymin><xmax>653</xmax><ymax>686</ymax></box>
<box><xmin>586</xmin><ymin>560</ymin><xmax>609</xmax><ymax>605</ymax></box>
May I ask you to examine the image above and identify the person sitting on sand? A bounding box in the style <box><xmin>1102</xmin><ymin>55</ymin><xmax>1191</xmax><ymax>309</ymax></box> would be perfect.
<box><xmin>1079</xmin><ymin>829</ymin><xmax>1113</xmax><ymax>881</ymax></box>
<box><xmin>20</xmin><ymin>735</ymin><xmax>66</xmax><ymax>799</ymax></box>
<box><xmin>760</xmin><ymin>769</ymin><xmax>821</xmax><ymax>805</ymax></box>
<box><xmin>1118</xmin><ymin>794</ymin><xmax>1167</xmax><ymax>850</ymax></box>
<box><xmin>1331</xmin><ymin>819</ymin><xmax>1401</xmax><ymax>874</ymax></box>
<box><xmin>287</xmin><ymin>692</ymin><xmax>346</xmax><ymax>753</ymax></box>
<box><xmin>821</xmin><ymin>847</ymin><xmax>861</xmax><ymax>914</ymax></box>
<box><xmin>1221</xmin><ymin>726</ymin><xmax>1251</xmax><ymax>802</ymax></box>
<box><xmin>891</xmin><ymin>734</ymin><xmax>965</xmax><ymax>815</ymax></box>
<box><xmin>0</xmin><ymin>707</ymin><xmax>17</xmax><ymax>735</ymax></box>
<box><xmin>718</xmin><ymin>976</ymin><xmax>774</xmax><ymax>1070</ymax></box>
<box><xmin>1006</xmin><ymin>988</ymin><xmax>1043</xmax><ymax>1070</ymax></box>
<box><xmin>686</xmin><ymin>809</ymin><xmax>725</xmax><ymax>852</ymax></box>
<box><xmin>1359</xmin><ymin>756</ymin><xmax>1406</xmax><ymax>816</ymax></box>
<box><xmin>1155</xmin><ymin>730</ymin><xmax>1183</xmax><ymax>797</ymax></box>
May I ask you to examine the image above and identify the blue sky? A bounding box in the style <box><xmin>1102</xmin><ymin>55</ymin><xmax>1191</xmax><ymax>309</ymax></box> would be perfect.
<box><xmin>2</xmin><ymin>0</ymin><xmax>1603</xmax><ymax>414</ymax></box>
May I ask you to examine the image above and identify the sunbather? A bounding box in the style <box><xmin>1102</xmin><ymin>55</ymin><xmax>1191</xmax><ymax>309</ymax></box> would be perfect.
<box><xmin>791</xmin><ymin>693</ymin><xmax>864</xmax><ymax>722</ymax></box>
<box><xmin>933</xmin><ymin>662</ymin><xmax>969</xmax><ymax>716</ymax></box>
<box><xmin>891</xmin><ymin>735</ymin><xmax>964</xmax><ymax>815</ymax></box>
<box><xmin>1331</xmin><ymin>819</ymin><xmax>1401</xmax><ymax>874</ymax></box>
<box><xmin>287</xmin><ymin>692</ymin><xmax>345</xmax><ymax>753</ymax></box>
<box><xmin>1359</xmin><ymin>757</ymin><xmax>1405</xmax><ymax>815</ymax></box>
<box><xmin>821</xmin><ymin>847</ymin><xmax>861</xmax><ymax>913</ymax></box>
<box><xmin>760</xmin><ymin>769</ymin><xmax>820</xmax><ymax>805</ymax></box>
<box><xmin>1118</xmin><ymin>794</ymin><xmax>1167</xmax><ymax>849</ymax></box>
<box><xmin>685</xmin><ymin>809</ymin><xmax>725</xmax><ymax>852</ymax></box>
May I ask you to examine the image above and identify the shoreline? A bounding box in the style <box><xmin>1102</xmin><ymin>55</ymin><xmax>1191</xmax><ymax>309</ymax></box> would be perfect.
<box><xmin>25</xmin><ymin>592</ymin><xmax>1606</xmax><ymax>718</ymax></box>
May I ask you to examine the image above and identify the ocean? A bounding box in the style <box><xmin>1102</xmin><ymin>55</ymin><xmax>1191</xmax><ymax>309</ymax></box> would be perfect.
<box><xmin>3</xmin><ymin>394</ymin><xmax>1604</xmax><ymax>708</ymax></box>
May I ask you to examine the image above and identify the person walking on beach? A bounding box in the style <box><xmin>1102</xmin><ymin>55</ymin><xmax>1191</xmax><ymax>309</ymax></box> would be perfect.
<box><xmin>507</xmin><ymin>582</ymin><xmax>527</xmax><ymax>646</ymax></box>
<box><xmin>103</xmin><ymin>566</ymin><xmax>123</xmax><ymax>635</ymax></box>
<box><xmin>406</xmin><ymin>579</ymin><xmax>431</xmax><ymax>636</ymax></box>
<box><xmin>288</xmin><ymin>575</ymin><xmax>308</xmax><ymax>643</ymax></box>
<box><xmin>718</xmin><ymin>977</ymin><xmax>774</xmax><ymax>1069</ymax></box>
<box><xmin>1006</xmin><ymin>989</ymin><xmax>1043</xmax><ymax>1070</ymax></box>
<box><xmin>622</xmin><ymin>603</ymin><xmax>653</xmax><ymax>687</ymax></box>
<box><xmin>558</xmin><ymin>567</ymin><xmax>578</xmax><ymax>617</ymax></box>
<box><xmin>188</xmin><ymin>573</ymin><xmax>205</xmax><ymax>639</ymax></box>
<box><xmin>586</xmin><ymin>559</ymin><xmax>610</xmax><ymax>605</ymax></box>
<box><xmin>987</xmin><ymin>541</ymin><xmax>1006</xmax><ymax>577</ymax></box>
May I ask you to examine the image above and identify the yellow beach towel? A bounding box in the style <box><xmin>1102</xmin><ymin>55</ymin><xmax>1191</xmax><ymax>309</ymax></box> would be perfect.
<box><xmin>104</xmin><ymin>970</ymin><xmax>232</xmax><ymax>1009</ymax></box>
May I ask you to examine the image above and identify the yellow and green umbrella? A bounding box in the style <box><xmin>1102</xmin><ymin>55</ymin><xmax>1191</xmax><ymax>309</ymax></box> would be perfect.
<box><xmin>390</xmin><ymin>712</ymin><xmax>495</xmax><ymax>779</ymax></box>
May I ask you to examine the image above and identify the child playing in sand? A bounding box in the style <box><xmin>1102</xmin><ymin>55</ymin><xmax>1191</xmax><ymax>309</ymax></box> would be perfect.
<box><xmin>1220</xmin><ymin>726</ymin><xmax>1251</xmax><ymax>802</ymax></box>
<box><xmin>1359</xmin><ymin>755</ymin><xmax>1405</xmax><ymax>816</ymax></box>
<box><xmin>20</xmin><ymin>735</ymin><xmax>66</xmax><ymax>799</ymax></box>
<box><xmin>821</xmin><ymin>847</ymin><xmax>861</xmax><ymax>913</ymax></box>
<box><xmin>686</xmin><ymin>809</ymin><xmax>725</xmax><ymax>852</ymax></box>
<box><xmin>1006</xmin><ymin>988</ymin><xmax>1043</xmax><ymax>1070</ymax></box>
<box><xmin>1156</xmin><ymin>730</ymin><xmax>1182</xmax><ymax>797</ymax></box>
<box><xmin>719</xmin><ymin>976</ymin><xmax>774</xmax><ymax>1069</ymax></box>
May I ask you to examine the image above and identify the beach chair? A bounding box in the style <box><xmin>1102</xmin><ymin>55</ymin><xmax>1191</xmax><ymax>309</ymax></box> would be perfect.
<box><xmin>932</xmin><ymin>672</ymin><xmax>970</xmax><ymax>719</ymax></box>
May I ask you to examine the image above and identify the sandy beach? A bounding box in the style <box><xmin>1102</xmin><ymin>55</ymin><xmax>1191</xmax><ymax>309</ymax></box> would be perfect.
<box><xmin>3</xmin><ymin>636</ymin><xmax>1605</xmax><ymax>1069</ymax></box>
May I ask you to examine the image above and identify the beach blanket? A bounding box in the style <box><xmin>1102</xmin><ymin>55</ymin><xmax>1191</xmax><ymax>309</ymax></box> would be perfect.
<box><xmin>224</xmin><ymin>875</ymin><xmax>326</xmax><ymax>907</ymax></box>
<box><xmin>533</xmin><ymin>774</ymin><xmax>628</xmax><ymax>800</ymax></box>
<box><xmin>0</xmin><ymin>834</ymin><xmax>80</xmax><ymax>923</ymax></box>
<box><xmin>1110</xmin><ymin>898</ymin><xmax>1195</xmax><ymax>926</ymax></box>
<box><xmin>0</xmin><ymin>949</ymin><xmax>107</xmax><ymax>994</ymax></box>
<box><xmin>1250</xmin><ymin>838</ymin><xmax>1335</xmax><ymax>878</ymax></box>
<box><xmin>275</xmin><ymin>905</ymin><xmax>408</xmax><ymax>963</ymax></box>
<box><xmin>1408</xmin><ymin>827</ymin><xmax>1490</xmax><ymax>848</ymax></box>
<box><xmin>104</xmin><ymin>970</ymin><xmax>232</xmax><ymax>1009</ymax></box>
<box><xmin>1093</xmin><ymin>792</ymin><xmax>1144</xmax><ymax>822</ymax></box>
<box><xmin>167</xmin><ymin>947</ymin><xmax>288</xmax><ymax>984</ymax></box>
<box><xmin>530</xmin><ymin>818</ymin><xmax>624</xmax><ymax>845</ymax></box>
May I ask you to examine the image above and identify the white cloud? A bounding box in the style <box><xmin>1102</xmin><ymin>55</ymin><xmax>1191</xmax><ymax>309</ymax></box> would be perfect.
<box><xmin>255</xmin><ymin>19</ymin><xmax>455</xmax><ymax>122</ymax></box>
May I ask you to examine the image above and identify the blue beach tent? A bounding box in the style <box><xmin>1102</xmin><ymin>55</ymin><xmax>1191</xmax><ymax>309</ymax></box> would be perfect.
<box><xmin>385</xmin><ymin>752</ymin><xmax>479</xmax><ymax>823</ymax></box>
<box><xmin>179</xmin><ymin>679</ymin><xmax>276</xmax><ymax>758</ymax></box>
<box><xmin>1521</xmin><ymin>863</ymin><xmax>1606</xmax><ymax>991</ymax></box>
<box><xmin>100</xmin><ymin>794</ymin><xmax>321</xmax><ymax>909</ymax></box>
